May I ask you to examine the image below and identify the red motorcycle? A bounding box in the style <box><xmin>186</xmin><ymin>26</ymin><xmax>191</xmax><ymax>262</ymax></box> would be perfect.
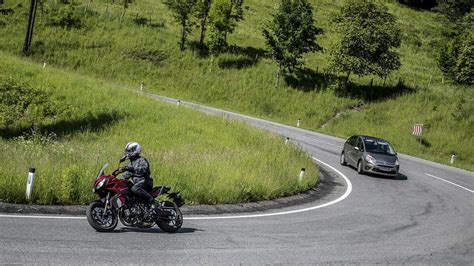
<box><xmin>86</xmin><ymin>158</ymin><xmax>184</xmax><ymax>233</ymax></box>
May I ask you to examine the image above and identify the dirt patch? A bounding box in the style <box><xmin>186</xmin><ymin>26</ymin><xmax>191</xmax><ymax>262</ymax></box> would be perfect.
<box><xmin>320</xmin><ymin>104</ymin><xmax>364</xmax><ymax>129</ymax></box>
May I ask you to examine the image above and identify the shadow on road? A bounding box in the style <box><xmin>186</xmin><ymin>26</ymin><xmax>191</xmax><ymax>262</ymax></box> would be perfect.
<box><xmin>117</xmin><ymin>227</ymin><xmax>203</xmax><ymax>234</ymax></box>
<box><xmin>343</xmin><ymin>165</ymin><xmax>408</xmax><ymax>181</ymax></box>
<box><xmin>364</xmin><ymin>172</ymin><xmax>408</xmax><ymax>181</ymax></box>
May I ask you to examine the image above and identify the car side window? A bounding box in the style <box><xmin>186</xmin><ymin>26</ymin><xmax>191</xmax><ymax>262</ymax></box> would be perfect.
<box><xmin>355</xmin><ymin>138</ymin><xmax>364</xmax><ymax>151</ymax></box>
<box><xmin>358</xmin><ymin>139</ymin><xmax>364</xmax><ymax>151</ymax></box>
<box><xmin>348</xmin><ymin>136</ymin><xmax>357</xmax><ymax>146</ymax></box>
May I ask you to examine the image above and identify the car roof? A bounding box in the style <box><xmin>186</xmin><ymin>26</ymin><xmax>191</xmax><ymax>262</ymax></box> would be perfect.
<box><xmin>353</xmin><ymin>135</ymin><xmax>390</xmax><ymax>143</ymax></box>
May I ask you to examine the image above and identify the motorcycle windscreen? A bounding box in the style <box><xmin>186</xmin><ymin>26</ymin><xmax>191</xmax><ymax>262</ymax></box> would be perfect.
<box><xmin>96</xmin><ymin>163</ymin><xmax>109</xmax><ymax>179</ymax></box>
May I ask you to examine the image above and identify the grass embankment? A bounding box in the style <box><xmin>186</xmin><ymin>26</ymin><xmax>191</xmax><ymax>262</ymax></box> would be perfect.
<box><xmin>0</xmin><ymin>0</ymin><xmax>472</xmax><ymax>171</ymax></box>
<box><xmin>0</xmin><ymin>54</ymin><xmax>318</xmax><ymax>205</ymax></box>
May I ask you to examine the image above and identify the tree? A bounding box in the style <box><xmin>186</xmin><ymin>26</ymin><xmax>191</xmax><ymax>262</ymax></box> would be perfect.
<box><xmin>436</xmin><ymin>0</ymin><xmax>473</xmax><ymax>22</ymax></box>
<box><xmin>163</xmin><ymin>0</ymin><xmax>198</xmax><ymax>51</ymax></box>
<box><xmin>437</xmin><ymin>10</ymin><xmax>473</xmax><ymax>85</ymax></box>
<box><xmin>262</xmin><ymin>0</ymin><xmax>323</xmax><ymax>86</ymax></box>
<box><xmin>438</xmin><ymin>28</ymin><xmax>473</xmax><ymax>85</ymax></box>
<box><xmin>194</xmin><ymin>0</ymin><xmax>212</xmax><ymax>45</ymax></box>
<box><xmin>207</xmin><ymin>0</ymin><xmax>244</xmax><ymax>54</ymax></box>
<box><xmin>330</xmin><ymin>0</ymin><xmax>401</xmax><ymax>84</ymax></box>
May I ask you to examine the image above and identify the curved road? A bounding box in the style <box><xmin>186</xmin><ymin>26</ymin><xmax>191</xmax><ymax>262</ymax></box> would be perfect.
<box><xmin>0</xmin><ymin>94</ymin><xmax>472</xmax><ymax>264</ymax></box>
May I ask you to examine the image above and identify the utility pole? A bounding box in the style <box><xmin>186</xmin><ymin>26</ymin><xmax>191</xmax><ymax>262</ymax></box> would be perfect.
<box><xmin>22</xmin><ymin>0</ymin><xmax>38</xmax><ymax>55</ymax></box>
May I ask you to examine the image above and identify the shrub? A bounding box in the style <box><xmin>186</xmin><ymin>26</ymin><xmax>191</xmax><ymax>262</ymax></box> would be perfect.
<box><xmin>0</xmin><ymin>78</ymin><xmax>68</xmax><ymax>133</ymax></box>
<box><xmin>45</xmin><ymin>2</ymin><xmax>81</xmax><ymax>29</ymax></box>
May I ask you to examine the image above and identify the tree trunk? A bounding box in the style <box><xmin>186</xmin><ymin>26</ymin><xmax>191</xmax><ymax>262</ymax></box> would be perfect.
<box><xmin>199</xmin><ymin>18</ymin><xmax>207</xmax><ymax>45</ymax></box>
<box><xmin>180</xmin><ymin>22</ymin><xmax>186</xmax><ymax>51</ymax></box>
<box><xmin>345</xmin><ymin>71</ymin><xmax>351</xmax><ymax>84</ymax></box>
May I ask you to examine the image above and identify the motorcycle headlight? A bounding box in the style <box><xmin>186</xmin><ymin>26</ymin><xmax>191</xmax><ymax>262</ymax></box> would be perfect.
<box><xmin>365</xmin><ymin>154</ymin><xmax>377</xmax><ymax>165</ymax></box>
<box><xmin>95</xmin><ymin>178</ymin><xmax>106</xmax><ymax>191</ymax></box>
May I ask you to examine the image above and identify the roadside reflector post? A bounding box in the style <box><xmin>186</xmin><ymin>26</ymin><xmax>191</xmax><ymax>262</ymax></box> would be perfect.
<box><xmin>299</xmin><ymin>168</ymin><xmax>305</xmax><ymax>182</ymax></box>
<box><xmin>177</xmin><ymin>100</ymin><xmax>181</xmax><ymax>106</ymax></box>
<box><xmin>450</xmin><ymin>154</ymin><xmax>456</xmax><ymax>164</ymax></box>
<box><xmin>297</xmin><ymin>118</ymin><xmax>301</xmax><ymax>127</ymax></box>
<box><xmin>26</xmin><ymin>167</ymin><xmax>36</xmax><ymax>201</ymax></box>
<box><xmin>285</xmin><ymin>137</ymin><xmax>290</xmax><ymax>145</ymax></box>
<box><xmin>140</xmin><ymin>82</ymin><xmax>144</xmax><ymax>92</ymax></box>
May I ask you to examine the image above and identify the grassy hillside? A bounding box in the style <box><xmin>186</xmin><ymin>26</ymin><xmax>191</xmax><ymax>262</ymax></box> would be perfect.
<box><xmin>0</xmin><ymin>53</ymin><xmax>318</xmax><ymax>205</ymax></box>
<box><xmin>0</xmin><ymin>0</ymin><xmax>472</xmax><ymax>171</ymax></box>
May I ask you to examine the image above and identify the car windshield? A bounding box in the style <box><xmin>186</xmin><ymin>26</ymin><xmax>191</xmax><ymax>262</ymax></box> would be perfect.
<box><xmin>363</xmin><ymin>138</ymin><xmax>396</xmax><ymax>155</ymax></box>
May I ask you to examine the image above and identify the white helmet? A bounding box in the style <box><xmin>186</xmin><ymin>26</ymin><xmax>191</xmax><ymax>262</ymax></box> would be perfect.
<box><xmin>124</xmin><ymin>142</ymin><xmax>141</xmax><ymax>158</ymax></box>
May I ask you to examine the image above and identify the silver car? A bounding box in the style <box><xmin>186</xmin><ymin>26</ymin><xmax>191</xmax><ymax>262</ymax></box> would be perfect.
<box><xmin>340</xmin><ymin>135</ymin><xmax>400</xmax><ymax>177</ymax></box>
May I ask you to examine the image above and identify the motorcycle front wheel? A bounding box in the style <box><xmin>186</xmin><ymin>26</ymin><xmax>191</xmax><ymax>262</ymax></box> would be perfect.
<box><xmin>156</xmin><ymin>201</ymin><xmax>183</xmax><ymax>233</ymax></box>
<box><xmin>86</xmin><ymin>200</ymin><xmax>118</xmax><ymax>232</ymax></box>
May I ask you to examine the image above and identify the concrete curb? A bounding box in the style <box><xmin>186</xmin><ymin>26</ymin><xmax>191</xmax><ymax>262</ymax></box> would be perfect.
<box><xmin>0</xmin><ymin>166</ymin><xmax>343</xmax><ymax>216</ymax></box>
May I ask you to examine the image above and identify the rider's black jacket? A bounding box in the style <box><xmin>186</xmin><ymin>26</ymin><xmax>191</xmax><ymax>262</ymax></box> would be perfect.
<box><xmin>123</xmin><ymin>156</ymin><xmax>152</xmax><ymax>184</ymax></box>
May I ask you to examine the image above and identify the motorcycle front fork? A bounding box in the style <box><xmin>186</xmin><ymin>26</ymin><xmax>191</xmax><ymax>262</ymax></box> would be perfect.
<box><xmin>102</xmin><ymin>192</ymin><xmax>110</xmax><ymax>220</ymax></box>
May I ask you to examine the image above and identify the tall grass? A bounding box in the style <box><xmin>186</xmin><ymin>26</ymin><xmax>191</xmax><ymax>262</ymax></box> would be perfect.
<box><xmin>0</xmin><ymin>54</ymin><xmax>318</xmax><ymax>205</ymax></box>
<box><xmin>0</xmin><ymin>0</ymin><xmax>471</xmax><ymax>170</ymax></box>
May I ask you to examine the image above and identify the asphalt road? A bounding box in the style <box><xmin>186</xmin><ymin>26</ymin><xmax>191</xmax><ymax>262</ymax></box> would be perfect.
<box><xmin>0</xmin><ymin>94</ymin><xmax>473</xmax><ymax>264</ymax></box>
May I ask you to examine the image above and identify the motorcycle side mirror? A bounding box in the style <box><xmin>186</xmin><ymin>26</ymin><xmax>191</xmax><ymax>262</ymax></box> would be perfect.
<box><xmin>119</xmin><ymin>155</ymin><xmax>128</xmax><ymax>163</ymax></box>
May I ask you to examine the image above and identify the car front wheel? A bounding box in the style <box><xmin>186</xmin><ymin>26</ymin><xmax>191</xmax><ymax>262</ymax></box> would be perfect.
<box><xmin>340</xmin><ymin>152</ymin><xmax>347</xmax><ymax>166</ymax></box>
<box><xmin>357</xmin><ymin>160</ymin><xmax>365</xmax><ymax>175</ymax></box>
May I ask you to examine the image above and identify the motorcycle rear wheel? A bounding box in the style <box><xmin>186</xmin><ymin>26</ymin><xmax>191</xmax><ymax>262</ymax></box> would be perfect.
<box><xmin>156</xmin><ymin>201</ymin><xmax>183</xmax><ymax>233</ymax></box>
<box><xmin>86</xmin><ymin>200</ymin><xmax>118</xmax><ymax>232</ymax></box>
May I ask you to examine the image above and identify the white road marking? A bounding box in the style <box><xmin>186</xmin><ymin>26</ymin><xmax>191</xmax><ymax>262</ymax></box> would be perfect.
<box><xmin>425</xmin><ymin>173</ymin><xmax>474</xmax><ymax>193</ymax></box>
<box><xmin>0</xmin><ymin>214</ymin><xmax>84</xmax><ymax>219</ymax></box>
<box><xmin>186</xmin><ymin>157</ymin><xmax>352</xmax><ymax>220</ymax></box>
<box><xmin>0</xmin><ymin>158</ymin><xmax>353</xmax><ymax>221</ymax></box>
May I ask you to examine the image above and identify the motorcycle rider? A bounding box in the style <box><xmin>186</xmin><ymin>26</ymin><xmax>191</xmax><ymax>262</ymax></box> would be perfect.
<box><xmin>116</xmin><ymin>142</ymin><xmax>155</xmax><ymax>208</ymax></box>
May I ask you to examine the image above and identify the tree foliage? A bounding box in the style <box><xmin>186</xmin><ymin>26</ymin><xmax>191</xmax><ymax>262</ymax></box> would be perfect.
<box><xmin>44</xmin><ymin>1</ymin><xmax>82</xmax><ymax>29</ymax></box>
<box><xmin>397</xmin><ymin>0</ymin><xmax>437</xmax><ymax>9</ymax></box>
<box><xmin>438</xmin><ymin>15</ymin><xmax>473</xmax><ymax>85</ymax></box>
<box><xmin>262</xmin><ymin>0</ymin><xmax>322</xmax><ymax>81</ymax></box>
<box><xmin>330</xmin><ymin>0</ymin><xmax>401</xmax><ymax>83</ymax></box>
<box><xmin>207</xmin><ymin>0</ymin><xmax>244</xmax><ymax>54</ymax></box>
<box><xmin>163</xmin><ymin>0</ymin><xmax>198</xmax><ymax>51</ymax></box>
<box><xmin>436</xmin><ymin>0</ymin><xmax>473</xmax><ymax>22</ymax></box>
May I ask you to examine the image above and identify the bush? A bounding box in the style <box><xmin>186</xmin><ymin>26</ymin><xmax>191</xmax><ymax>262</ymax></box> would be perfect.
<box><xmin>0</xmin><ymin>78</ymin><xmax>68</xmax><ymax>133</ymax></box>
<box><xmin>45</xmin><ymin>2</ymin><xmax>81</xmax><ymax>29</ymax></box>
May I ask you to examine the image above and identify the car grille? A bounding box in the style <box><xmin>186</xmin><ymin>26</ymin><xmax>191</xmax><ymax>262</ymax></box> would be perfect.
<box><xmin>377</xmin><ymin>161</ymin><xmax>395</xmax><ymax>167</ymax></box>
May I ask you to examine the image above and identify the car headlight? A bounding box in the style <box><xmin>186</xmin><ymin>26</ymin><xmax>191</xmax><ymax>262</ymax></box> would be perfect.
<box><xmin>365</xmin><ymin>154</ymin><xmax>377</xmax><ymax>165</ymax></box>
<box><xmin>395</xmin><ymin>159</ymin><xmax>400</xmax><ymax>166</ymax></box>
<box><xmin>95</xmin><ymin>178</ymin><xmax>106</xmax><ymax>191</ymax></box>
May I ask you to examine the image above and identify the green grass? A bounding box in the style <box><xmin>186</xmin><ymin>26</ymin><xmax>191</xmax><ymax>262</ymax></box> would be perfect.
<box><xmin>0</xmin><ymin>0</ymin><xmax>472</xmax><ymax>171</ymax></box>
<box><xmin>0</xmin><ymin>53</ymin><xmax>318</xmax><ymax>205</ymax></box>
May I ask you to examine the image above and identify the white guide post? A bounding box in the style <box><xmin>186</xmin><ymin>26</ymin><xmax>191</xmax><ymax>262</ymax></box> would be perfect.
<box><xmin>299</xmin><ymin>168</ymin><xmax>305</xmax><ymax>182</ymax></box>
<box><xmin>26</xmin><ymin>167</ymin><xmax>36</xmax><ymax>201</ymax></box>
